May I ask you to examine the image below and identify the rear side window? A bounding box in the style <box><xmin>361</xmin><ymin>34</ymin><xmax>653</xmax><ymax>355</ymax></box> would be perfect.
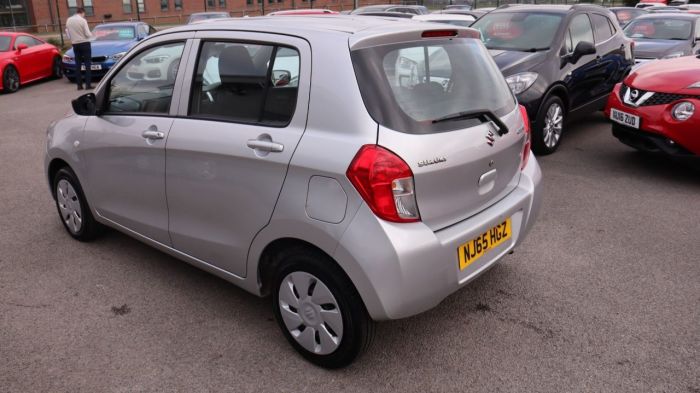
<box><xmin>591</xmin><ymin>14</ymin><xmax>614</xmax><ymax>42</ymax></box>
<box><xmin>568</xmin><ymin>14</ymin><xmax>594</xmax><ymax>52</ymax></box>
<box><xmin>351</xmin><ymin>38</ymin><xmax>516</xmax><ymax>134</ymax></box>
<box><xmin>189</xmin><ymin>41</ymin><xmax>300</xmax><ymax>126</ymax></box>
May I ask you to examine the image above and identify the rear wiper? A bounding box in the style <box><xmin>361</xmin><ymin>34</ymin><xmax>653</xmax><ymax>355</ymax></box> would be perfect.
<box><xmin>432</xmin><ymin>109</ymin><xmax>509</xmax><ymax>135</ymax></box>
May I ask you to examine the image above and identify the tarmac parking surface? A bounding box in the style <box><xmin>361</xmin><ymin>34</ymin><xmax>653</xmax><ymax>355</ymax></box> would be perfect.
<box><xmin>1</xmin><ymin>78</ymin><xmax>698</xmax><ymax>392</ymax></box>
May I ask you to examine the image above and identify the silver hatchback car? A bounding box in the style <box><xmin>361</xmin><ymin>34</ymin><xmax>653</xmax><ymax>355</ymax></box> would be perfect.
<box><xmin>45</xmin><ymin>16</ymin><xmax>542</xmax><ymax>368</ymax></box>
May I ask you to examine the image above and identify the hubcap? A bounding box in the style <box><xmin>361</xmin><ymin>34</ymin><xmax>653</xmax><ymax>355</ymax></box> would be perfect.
<box><xmin>543</xmin><ymin>103</ymin><xmax>564</xmax><ymax>149</ymax></box>
<box><xmin>278</xmin><ymin>271</ymin><xmax>343</xmax><ymax>355</ymax></box>
<box><xmin>56</xmin><ymin>179</ymin><xmax>83</xmax><ymax>234</ymax></box>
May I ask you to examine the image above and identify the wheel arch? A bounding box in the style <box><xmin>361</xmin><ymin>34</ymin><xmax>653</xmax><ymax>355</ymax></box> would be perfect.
<box><xmin>47</xmin><ymin>158</ymin><xmax>72</xmax><ymax>199</ymax></box>
<box><xmin>542</xmin><ymin>83</ymin><xmax>570</xmax><ymax>114</ymax></box>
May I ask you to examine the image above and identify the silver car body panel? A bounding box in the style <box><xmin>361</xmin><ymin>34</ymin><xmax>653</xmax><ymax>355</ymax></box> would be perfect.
<box><xmin>46</xmin><ymin>16</ymin><xmax>543</xmax><ymax>321</ymax></box>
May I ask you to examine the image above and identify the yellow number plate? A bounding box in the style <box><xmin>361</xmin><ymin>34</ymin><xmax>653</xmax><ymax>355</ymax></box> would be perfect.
<box><xmin>458</xmin><ymin>218</ymin><xmax>512</xmax><ymax>270</ymax></box>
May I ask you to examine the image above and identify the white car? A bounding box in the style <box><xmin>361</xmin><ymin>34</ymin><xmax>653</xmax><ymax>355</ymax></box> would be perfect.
<box><xmin>413</xmin><ymin>13</ymin><xmax>476</xmax><ymax>27</ymax></box>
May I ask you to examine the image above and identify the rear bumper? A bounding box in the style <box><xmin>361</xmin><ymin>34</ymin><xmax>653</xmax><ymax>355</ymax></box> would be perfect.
<box><xmin>335</xmin><ymin>156</ymin><xmax>543</xmax><ymax>321</ymax></box>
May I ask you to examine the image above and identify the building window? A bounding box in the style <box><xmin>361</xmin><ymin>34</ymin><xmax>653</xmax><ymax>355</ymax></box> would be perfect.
<box><xmin>219</xmin><ymin>0</ymin><xmax>226</xmax><ymax>7</ymax></box>
<box><xmin>207</xmin><ymin>0</ymin><xmax>214</xmax><ymax>7</ymax></box>
<box><xmin>161</xmin><ymin>0</ymin><xmax>168</xmax><ymax>11</ymax></box>
<box><xmin>83</xmin><ymin>0</ymin><xmax>94</xmax><ymax>16</ymax></box>
<box><xmin>67</xmin><ymin>0</ymin><xmax>77</xmax><ymax>15</ymax></box>
<box><xmin>246</xmin><ymin>0</ymin><xmax>252</xmax><ymax>4</ymax></box>
<box><xmin>137</xmin><ymin>0</ymin><xmax>145</xmax><ymax>13</ymax></box>
<box><xmin>122</xmin><ymin>0</ymin><xmax>131</xmax><ymax>14</ymax></box>
<box><xmin>174</xmin><ymin>0</ymin><xmax>182</xmax><ymax>10</ymax></box>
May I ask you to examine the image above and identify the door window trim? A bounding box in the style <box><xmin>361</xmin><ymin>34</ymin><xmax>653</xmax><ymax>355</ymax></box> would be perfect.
<box><xmin>185</xmin><ymin>39</ymin><xmax>302</xmax><ymax>128</ymax></box>
<box><xmin>97</xmin><ymin>38</ymin><xmax>192</xmax><ymax>118</ymax></box>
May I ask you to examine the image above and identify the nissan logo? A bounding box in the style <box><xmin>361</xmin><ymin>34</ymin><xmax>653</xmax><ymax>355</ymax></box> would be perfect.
<box><xmin>630</xmin><ymin>89</ymin><xmax>640</xmax><ymax>100</ymax></box>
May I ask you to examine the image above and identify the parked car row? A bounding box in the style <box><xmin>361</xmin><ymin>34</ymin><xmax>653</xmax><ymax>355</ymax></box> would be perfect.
<box><xmin>27</xmin><ymin>4</ymin><xmax>699</xmax><ymax>371</ymax></box>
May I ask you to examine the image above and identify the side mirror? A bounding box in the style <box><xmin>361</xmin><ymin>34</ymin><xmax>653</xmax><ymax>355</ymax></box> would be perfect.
<box><xmin>72</xmin><ymin>93</ymin><xmax>97</xmax><ymax>116</ymax></box>
<box><xmin>570</xmin><ymin>41</ymin><xmax>596</xmax><ymax>64</ymax></box>
<box><xmin>16</xmin><ymin>43</ymin><xmax>28</xmax><ymax>52</ymax></box>
<box><xmin>272</xmin><ymin>70</ymin><xmax>292</xmax><ymax>86</ymax></box>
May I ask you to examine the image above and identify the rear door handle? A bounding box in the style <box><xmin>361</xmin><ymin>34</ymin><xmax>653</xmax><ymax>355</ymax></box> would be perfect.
<box><xmin>142</xmin><ymin>130</ymin><xmax>165</xmax><ymax>140</ymax></box>
<box><xmin>247</xmin><ymin>139</ymin><xmax>284</xmax><ymax>153</ymax></box>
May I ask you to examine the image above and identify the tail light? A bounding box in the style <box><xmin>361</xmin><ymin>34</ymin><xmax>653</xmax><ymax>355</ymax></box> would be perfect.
<box><xmin>519</xmin><ymin>104</ymin><xmax>531</xmax><ymax>171</ymax></box>
<box><xmin>347</xmin><ymin>145</ymin><xmax>420</xmax><ymax>223</ymax></box>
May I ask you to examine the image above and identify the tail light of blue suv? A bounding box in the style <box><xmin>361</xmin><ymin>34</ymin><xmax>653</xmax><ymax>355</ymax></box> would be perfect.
<box><xmin>519</xmin><ymin>104</ymin><xmax>532</xmax><ymax>170</ymax></box>
<box><xmin>346</xmin><ymin>145</ymin><xmax>420</xmax><ymax>223</ymax></box>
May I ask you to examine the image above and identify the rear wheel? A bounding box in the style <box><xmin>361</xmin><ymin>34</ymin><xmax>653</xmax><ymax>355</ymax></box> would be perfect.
<box><xmin>532</xmin><ymin>95</ymin><xmax>566</xmax><ymax>155</ymax></box>
<box><xmin>2</xmin><ymin>65</ymin><xmax>20</xmax><ymax>93</ymax></box>
<box><xmin>53</xmin><ymin>167</ymin><xmax>101</xmax><ymax>241</ymax></box>
<box><xmin>271</xmin><ymin>247</ymin><xmax>375</xmax><ymax>369</ymax></box>
<box><xmin>52</xmin><ymin>57</ymin><xmax>63</xmax><ymax>79</ymax></box>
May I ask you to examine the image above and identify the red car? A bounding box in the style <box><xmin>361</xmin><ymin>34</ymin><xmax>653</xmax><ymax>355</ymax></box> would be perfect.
<box><xmin>0</xmin><ymin>32</ymin><xmax>62</xmax><ymax>94</ymax></box>
<box><xmin>605</xmin><ymin>56</ymin><xmax>700</xmax><ymax>167</ymax></box>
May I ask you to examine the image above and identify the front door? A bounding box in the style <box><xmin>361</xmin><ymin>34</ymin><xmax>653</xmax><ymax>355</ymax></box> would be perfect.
<box><xmin>81</xmin><ymin>40</ymin><xmax>188</xmax><ymax>244</ymax></box>
<box><xmin>165</xmin><ymin>33</ymin><xmax>310</xmax><ymax>277</ymax></box>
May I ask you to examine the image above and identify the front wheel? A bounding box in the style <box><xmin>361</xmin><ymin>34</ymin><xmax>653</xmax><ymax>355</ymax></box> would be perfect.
<box><xmin>53</xmin><ymin>167</ymin><xmax>101</xmax><ymax>241</ymax></box>
<box><xmin>272</xmin><ymin>248</ymin><xmax>375</xmax><ymax>368</ymax></box>
<box><xmin>531</xmin><ymin>95</ymin><xmax>566</xmax><ymax>155</ymax></box>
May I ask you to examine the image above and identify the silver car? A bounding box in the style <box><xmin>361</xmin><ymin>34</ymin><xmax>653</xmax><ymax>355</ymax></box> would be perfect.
<box><xmin>45</xmin><ymin>17</ymin><xmax>542</xmax><ymax>368</ymax></box>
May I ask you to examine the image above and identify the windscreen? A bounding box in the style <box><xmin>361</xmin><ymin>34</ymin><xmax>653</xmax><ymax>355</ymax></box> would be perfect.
<box><xmin>471</xmin><ymin>12</ymin><xmax>564</xmax><ymax>51</ymax></box>
<box><xmin>0</xmin><ymin>36</ymin><xmax>11</xmax><ymax>51</ymax></box>
<box><xmin>624</xmin><ymin>18</ymin><xmax>693</xmax><ymax>40</ymax></box>
<box><xmin>351</xmin><ymin>38</ymin><xmax>515</xmax><ymax>134</ymax></box>
<box><xmin>93</xmin><ymin>26</ymin><xmax>135</xmax><ymax>41</ymax></box>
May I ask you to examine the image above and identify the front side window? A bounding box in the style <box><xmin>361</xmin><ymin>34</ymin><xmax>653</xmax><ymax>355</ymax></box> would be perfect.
<box><xmin>624</xmin><ymin>18</ymin><xmax>693</xmax><ymax>40</ymax></box>
<box><xmin>472</xmin><ymin>12</ymin><xmax>563</xmax><ymax>51</ymax></box>
<box><xmin>15</xmin><ymin>35</ymin><xmax>36</xmax><ymax>48</ymax></box>
<box><xmin>591</xmin><ymin>14</ymin><xmax>614</xmax><ymax>43</ymax></box>
<box><xmin>106</xmin><ymin>42</ymin><xmax>185</xmax><ymax>114</ymax></box>
<box><xmin>189</xmin><ymin>41</ymin><xmax>300</xmax><ymax>126</ymax></box>
<box><xmin>351</xmin><ymin>38</ymin><xmax>516</xmax><ymax>134</ymax></box>
<box><xmin>569</xmin><ymin>14</ymin><xmax>595</xmax><ymax>52</ymax></box>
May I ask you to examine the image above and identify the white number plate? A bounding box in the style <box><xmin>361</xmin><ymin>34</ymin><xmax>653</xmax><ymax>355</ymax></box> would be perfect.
<box><xmin>80</xmin><ymin>64</ymin><xmax>102</xmax><ymax>71</ymax></box>
<box><xmin>610</xmin><ymin>108</ymin><xmax>639</xmax><ymax>129</ymax></box>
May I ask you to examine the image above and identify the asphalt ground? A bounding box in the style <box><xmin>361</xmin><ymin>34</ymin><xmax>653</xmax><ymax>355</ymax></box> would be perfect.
<box><xmin>1</xmin><ymin>78</ymin><xmax>698</xmax><ymax>393</ymax></box>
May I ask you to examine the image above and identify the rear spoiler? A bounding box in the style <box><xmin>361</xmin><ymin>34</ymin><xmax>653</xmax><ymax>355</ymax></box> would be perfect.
<box><xmin>349</xmin><ymin>27</ymin><xmax>480</xmax><ymax>51</ymax></box>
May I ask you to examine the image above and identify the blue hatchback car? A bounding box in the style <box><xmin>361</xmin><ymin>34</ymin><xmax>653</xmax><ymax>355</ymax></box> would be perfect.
<box><xmin>63</xmin><ymin>22</ymin><xmax>156</xmax><ymax>81</ymax></box>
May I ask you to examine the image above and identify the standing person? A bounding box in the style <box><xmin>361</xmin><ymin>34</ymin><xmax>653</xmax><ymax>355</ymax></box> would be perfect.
<box><xmin>66</xmin><ymin>8</ymin><xmax>93</xmax><ymax>90</ymax></box>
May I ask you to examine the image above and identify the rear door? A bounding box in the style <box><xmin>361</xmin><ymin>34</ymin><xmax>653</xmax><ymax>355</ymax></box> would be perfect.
<box><xmin>351</xmin><ymin>37</ymin><xmax>525</xmax><ymax>231</ymax></box>
<box><xmin>562</xmin><ymin>13</ymin><xmax>606</xmax><ymax>109</ymax></box>
<box><xmin>590</xmin><ymin>12</ymin><xmax>626</xmax><ymax>98</ymax></box>
<box><xmin>165</xmin><ymin>32</ymin><xmax>310</xmax><ymax>277</ymax></box>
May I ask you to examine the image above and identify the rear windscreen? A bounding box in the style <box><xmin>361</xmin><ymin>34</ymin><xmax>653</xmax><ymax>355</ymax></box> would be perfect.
<box><xmin>351</xmin><ymin>38</ymin><xmax>516</xmax><ymax>134</ymax></box>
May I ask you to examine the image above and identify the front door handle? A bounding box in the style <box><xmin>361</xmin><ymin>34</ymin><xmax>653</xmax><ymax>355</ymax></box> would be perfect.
<box><xmin>247</xmin><ymin>139</ymin><xmax>284</xmax><ymax>153</ymax></box>
<box><xmin>142</xmin><ymin>130</ymin><xmax>165</xmax><ymax>140</ymax></box>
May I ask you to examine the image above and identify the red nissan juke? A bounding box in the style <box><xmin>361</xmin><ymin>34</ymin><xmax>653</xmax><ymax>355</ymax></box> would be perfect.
<box><xmin>605</xmin><ymin>55</ymin><xmax>700</xmax><ymax>168</ymax></box>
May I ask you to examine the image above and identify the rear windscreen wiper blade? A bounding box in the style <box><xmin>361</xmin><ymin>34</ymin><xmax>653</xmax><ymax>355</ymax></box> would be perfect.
<box><xmin>432</xmin><ymin>109</ymin><xmax>509</xmax><ymax>135</ymax></box>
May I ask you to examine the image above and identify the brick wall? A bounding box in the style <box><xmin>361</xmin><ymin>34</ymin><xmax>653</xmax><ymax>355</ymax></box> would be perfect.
<box><xmin>29</xmin><ymin>0</ymin><xmax>391</xmax><ymax>27</ymax></box>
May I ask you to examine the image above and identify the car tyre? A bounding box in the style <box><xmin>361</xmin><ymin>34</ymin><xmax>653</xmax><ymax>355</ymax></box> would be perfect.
<box><xmin>52</xmin><ymin>57</ymin><xmax>63</xmax><ymax>79</ymax></box>
<box><xmin>532</xmin><ymin>95</ymin><xmax>566</xmax><ymax>155</ymax></box>
<box><xmin>53</xmin><ymin>167</ymin><xmax>101</xmax><ymax>241</ymax></box>
<box><xmin>2</xmin><ymin>65</ymin><xmax>20</xmax><ymax>93</ymax></box>
<box><xmin>271</xmin><ymin>247</ymin><xmax>375</xmax><ymax>369</ymax></box>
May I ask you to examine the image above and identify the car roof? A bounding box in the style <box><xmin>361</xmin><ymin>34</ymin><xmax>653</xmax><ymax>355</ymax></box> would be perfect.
<box><xmin>95</xmin><ymin>22</ymin><xmax>145</xmax><ymax>28</ymax></box>
<box><xmin>158</xmin><ymin>15</ymin><xmax>454</xmax><ymax>36</ymax></box>
<box><xmin>154</xmin><ymin>15</ymin><xmax>479</xmax><ymax>48</ymax></box>
<box><xmin>487</xmin><ymin>4</ymin><xmax>609</xmax><ymax>14</ymax></box>
<box><xmin>413</xmin><ymin>14</ymin><xmax>475</xmax><ymax>20</ymax></box>
<box><xmin>634</xmin><ymin>12</ymin><xmax>700</xmax><ymax>19</ymax></box>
